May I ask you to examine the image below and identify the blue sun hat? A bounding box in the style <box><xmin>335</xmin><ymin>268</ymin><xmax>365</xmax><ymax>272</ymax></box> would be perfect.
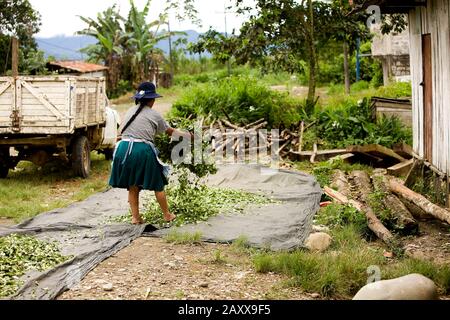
<box><xmin>132</xmin><ymin>82</ymin><xmax>162</xmax><ymax>100</ymax></box>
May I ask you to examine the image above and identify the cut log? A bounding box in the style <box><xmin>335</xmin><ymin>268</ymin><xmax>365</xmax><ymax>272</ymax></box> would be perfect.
<box><xmin>387</xmin><ymin>159</ymin><xmax>414</xmax><ymax>177</ymax></box>
<box><xmin>388</xmin><ymin>179</ymin><xmax>450</xmax><ymax>225</ymax></box>
<box><xmin>310</xmin><ymin>143</ymin><xmax>318</xmax><ymax>163</ymax></box>
<box><xmin>217</xmin><ymin>120</ymin><xmax>225</xmax><ymax>133</ymax></box>
<box><xmin>350</xmin><ymin>171</ymin><xmax>374</xmax><ymax>204</ymax></box>
<box><xmin>324</xmin><ymin>186</ymin><xmax>394</xmax><ymax>244</ymax></box>
<box><xmin>222</xmin><ymin>119</ymin><xmax>241</xmax><ymax>130</ymax></box>
<box><xmin>400</xmin><ymin>199</ymin><xmax>434</xmax><ymax>220</ymax></box>
<box><xmin>298</xmin><ymin>121</ymin><xmax>305</xmax><ymax>153</ymax></box>
<box><xmin>372</xmin><ymin>170</ymin><xmax>418</xmax><ymax>234</ymax></box>
<box><xmin>244</xmin><ymin>118</ymin><xmax>265</xmax><ymax>129</ymax></box>
<box><xmin>331</xmin><ymin>170</ymin><xmax>352</xmax><ymax>198</ymax></box>
<box><xmin>347</xmin><ymin>144</ymin><xmax>406</xmax><ymax>163</ymax></box>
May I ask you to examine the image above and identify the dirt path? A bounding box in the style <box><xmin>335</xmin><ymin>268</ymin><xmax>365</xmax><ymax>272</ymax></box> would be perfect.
<box><xmin>58</xmin><ymin>237</ymin><xmax>313</xmax><ymax>301</ymax></box>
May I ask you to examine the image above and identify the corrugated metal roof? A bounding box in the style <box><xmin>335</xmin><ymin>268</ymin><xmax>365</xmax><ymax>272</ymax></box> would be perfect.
<box><xmin>47</xmin><ymin>61</ymin><xmax>108</xmax><ymax>73</ymax></box>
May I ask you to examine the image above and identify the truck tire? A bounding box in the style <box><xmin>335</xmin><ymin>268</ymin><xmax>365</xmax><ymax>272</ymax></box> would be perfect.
<box><xmin>72</xmin><ymin>136</ymin><xmax>91</xmax><ymax>178</ymax></box>
<box><xmin>0</xmin><ymin>162</ymin><xmax>8</xmax><ymax>179</ymax></box>
<box><xmin>0</xmin><ymin>148</ymin><xmax>10</xmax><ymax>179</ymax></box>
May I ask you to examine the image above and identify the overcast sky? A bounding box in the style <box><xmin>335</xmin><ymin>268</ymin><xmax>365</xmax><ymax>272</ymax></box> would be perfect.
<box><xmin>29</xmin><ymin>0</ymin><xmax>253</xmax><ymax>38</ymax></box>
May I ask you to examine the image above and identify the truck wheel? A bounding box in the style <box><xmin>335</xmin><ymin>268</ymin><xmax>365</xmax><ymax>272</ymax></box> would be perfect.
<box><xmin>104</xmin><ymin>149</ymin><xmax>114</xmax><ymax>161</ymax></box>
<box><xmin>0</xmin><ymin>148</ymin><xmax>10</xmax><ymax>179</ymax></box>
<box><xmin>72</xmin><ymin>136</ymin><xmax>91</xmax><ymax>178</ymax></box>
<box><xmin>0</xmin><ymin>162</ymin><xmax>8</xmax><ymax>179</ymax></box>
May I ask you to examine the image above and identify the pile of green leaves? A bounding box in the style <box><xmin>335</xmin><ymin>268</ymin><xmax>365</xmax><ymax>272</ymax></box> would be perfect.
<box><xmin>171</xmin><ymin>76</ymin><xmax>303</xmax><ymax>128</ymax></box>
<box><xmin>0</xmin><ymin>234</ymin><xmax>71</xmax><ymax>298</ymax></box>
<box><xmin>115</xmin><ymin>169</ymin><xmax>275</xmax><ymax>227</ymax></box>
<box><xmin>154</xmin><ymin>117</ymin><xmax>217</xmax><ymax>178</ymax></box>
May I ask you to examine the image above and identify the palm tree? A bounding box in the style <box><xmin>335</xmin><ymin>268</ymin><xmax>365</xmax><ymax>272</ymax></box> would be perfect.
<box><xmin>125</xmin><ymin>0</ymin><xmax>175</xmax><ymax>85</ymax></box>
<box><xmin>78</xmin><ymin>5</ymin><xmax>126</xmax><ymax>95</ymax></box>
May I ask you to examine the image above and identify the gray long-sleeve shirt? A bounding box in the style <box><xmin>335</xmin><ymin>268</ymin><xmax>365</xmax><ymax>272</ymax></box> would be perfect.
<box><xmin>120</xmin><ymin>106</ymin><xmax>170</xmax><ymax>142</ymax></box>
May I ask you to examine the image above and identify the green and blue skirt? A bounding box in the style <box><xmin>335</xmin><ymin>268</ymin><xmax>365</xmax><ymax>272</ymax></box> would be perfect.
<box><xmin>109</xmin><ymin>141</ymin><xmax>168</xmax><ymax>192</ymax></box>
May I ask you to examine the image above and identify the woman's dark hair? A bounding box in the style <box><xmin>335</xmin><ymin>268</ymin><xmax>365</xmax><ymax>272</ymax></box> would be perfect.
<box><xmin>121</xmin><ymin>98</ymin><xmax>155</xmax><ymax>134</ymax></box>
<box><xmin>135</xmin><ymin>98</ymin><xmax>154</xmax><ymax>106</ymax></box>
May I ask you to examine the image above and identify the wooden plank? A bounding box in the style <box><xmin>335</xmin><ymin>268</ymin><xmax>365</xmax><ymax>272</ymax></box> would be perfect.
<box><xmin>329</xmin><ymin>153</ymin><xmax>355</xmax><ymax>163</ymax></box>
<box><xmin>387</xmin><ymin>159</ymin><xmax>415</xmax><ymax>177</ymax></box>
<box><xmin>405</xmin><ymin>159</ymin><xmax>423</xmax><ymax>188</ymax></box>
<box><xmin>0</xmin><ymin>81</ymin><xmax>11</xmax><ymax>96</ymax></box>
<box><xmin>346</xmin><ymin>144</ymin><xmax>406</xmax><ymax>162</ymax></box>
<box><xmin>393</xmin><ymin>142</ymin><xmax>414</xmax><ymax>158</ymax></box>
<box><xmin>422</xmin><ymin>33</ymin><xmax>433</xmax><ymax>162</ymax></box>
<box><xmin>20</xmin><ymin>81</ymin><xmax>66</xmax><ymax>120</ymax></box>
<box><xmin>12</xmin><ymin>37</ymin><xmax>18</xmax><ymax>77</ymax></box>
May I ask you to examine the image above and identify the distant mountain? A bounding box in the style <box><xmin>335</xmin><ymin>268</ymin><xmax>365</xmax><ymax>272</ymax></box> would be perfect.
<box><xmin>36</xmin><ymin>30</ymin><xmax>202</xmax><ymax>60</ymax></box>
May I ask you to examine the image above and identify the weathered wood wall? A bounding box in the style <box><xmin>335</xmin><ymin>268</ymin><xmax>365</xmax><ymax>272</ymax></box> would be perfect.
<box><xmin>0</xmin><ymin>76</ymin><xmax>106</xmax><ymax>135</ymax></box>
<box><xmin>409</xmin><ymin>0</ymin><xmax>450</xmax><ymax>175</ymax></box>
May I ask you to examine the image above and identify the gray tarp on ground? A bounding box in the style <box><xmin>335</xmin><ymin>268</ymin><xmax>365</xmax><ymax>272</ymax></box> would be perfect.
<box><xmin>151</xmin><ymin>164</ymin><xmax>323</xmax><ymax>250</ymax></box>
<box><xmin>0</xmin><ymin>164</ymin><xmax>322</xmax><ymax>300</ymax></box>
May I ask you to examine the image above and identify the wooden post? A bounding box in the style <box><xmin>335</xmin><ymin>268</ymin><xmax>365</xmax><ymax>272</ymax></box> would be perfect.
<box><xmin>12</xmin><ymin>37</ymin><xmax>19</xmax><ymax>77</ymax></box>
<box><xmin>445</xmin><ymin>175</ymin><xmax>450</xmax><ymax>208</ymax></box>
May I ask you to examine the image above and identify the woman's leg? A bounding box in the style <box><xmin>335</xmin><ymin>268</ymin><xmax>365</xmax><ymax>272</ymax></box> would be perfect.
<box><xmin>129</xmin><ymin>186</ymin><xmax>144</xmax><ymax>224</ymax></box>
<box><xmin>155</xmin><ymin>191</ymin><xmax>176</xmax><ymax>222</ymax></box>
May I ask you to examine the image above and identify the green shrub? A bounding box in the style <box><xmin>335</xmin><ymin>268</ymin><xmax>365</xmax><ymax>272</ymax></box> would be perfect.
<box><xmin>374</xmin><ymin>81</ymin><xmax>412</xmax><ymax>98</ymax></box>
<box><xmin>351</xmin><ymin>80</ymin><xmax>370</xmax><ymax>92</ymax></box>
<box><xmin>171</xmin><ymin>76</ymin><xmax>304</xmax><ymax>127</ymax></box>
<box><xmin>309</xmin><ymin>98</ymin><xmax>412</xmax><ymax>149</ymax></box>
<box><xmin>316</xmin><ymin>204</ymin><xmax>368</xmax><ymax>235</ymax></box>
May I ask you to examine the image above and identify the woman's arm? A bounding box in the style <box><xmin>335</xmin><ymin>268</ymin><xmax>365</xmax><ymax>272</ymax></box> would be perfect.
<box><xmin>166</xmin><ymin>127</ymin><xmax>194</xmax><ymax>140</ymax></box>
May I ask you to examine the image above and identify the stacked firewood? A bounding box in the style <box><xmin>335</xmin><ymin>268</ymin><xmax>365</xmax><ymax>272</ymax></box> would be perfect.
<box><xmin>202</xmin><ymin>118</ymin><xmax>304</xmax><ymax>158</ymax></box>
<box><xmin>324</xmin><ymin>169</ymin><xmax>450</xmax><ymax>245</ymax></box>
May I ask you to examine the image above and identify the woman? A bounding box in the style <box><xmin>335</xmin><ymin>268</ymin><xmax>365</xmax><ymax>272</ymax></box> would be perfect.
<box><xmin>109</xmin><ymin>82</ymin><xmax>191</xmax><ymax>225</ymax></box>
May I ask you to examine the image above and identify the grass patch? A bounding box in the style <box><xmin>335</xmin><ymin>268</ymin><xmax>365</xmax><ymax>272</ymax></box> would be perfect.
<box><xmin>0</xmin><ymin>234</ymin><xmax>72</xmax><ymax>298</ymax></box>
<box><xmin>251</xmin><ymin>224</ymin><xmax>450</xmax><ymax>299</ymax></box>
<box><xmin>0</xmin><ymin>152</ymin><xmax>110</xmax><ymax>222</ymax></box>
<box><xmin>211</xmin><ymin>249</ymin><xmax>228</xmax><ymax>265</ymax></box>
<box><xmin>164</xmin><ymin>231</ymin><xmax>203</xmax><ymax>245</ymax></box>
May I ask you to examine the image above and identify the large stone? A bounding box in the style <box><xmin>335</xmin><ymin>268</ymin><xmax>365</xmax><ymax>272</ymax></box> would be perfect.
<box><xmin>304</xmin><ymin>232</ymin><xmax>332</xmax><ymax>252</ymax></box>
<box><xmin>353</xmin><ymin>274</ymin><xmax>438</xmax><ymax>300</ymax></box>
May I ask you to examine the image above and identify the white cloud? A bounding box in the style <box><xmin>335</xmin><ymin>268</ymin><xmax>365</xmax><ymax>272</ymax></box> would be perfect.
<box><xmin>29</xmin><ymin>0</ymin><xmax>253</xmax><ymax>38</ymax></box>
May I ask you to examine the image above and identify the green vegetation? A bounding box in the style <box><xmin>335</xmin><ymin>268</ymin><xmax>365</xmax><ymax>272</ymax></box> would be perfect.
<box><xmin>115</xmin><ymin>168</ymin><xmax>276</xmax><ymax>227</ymax></box>
<box><xmin>311</xmin><ymin>158</ymin><xmax>373</xmax><ymax>188</ymax></box>
<box><xmin>0</xmin><ymin>234</ymin><xmax>72</xmax><ymax>298</ymax></box>
<box><xmin>0</xmin><ymin>152</ymin><xmax>110</xmax><ymax>222</ymax></box>
<box><xmin>164</xmin><ymin>231</ymin><xmax>202</xmax><ymax>245</ymax></box>
<box><xmin>252</xmin><ymin>224</ymin><xmax>450</xmax><ymax>298</ymax></box>
<box><xmin>316</xmin><ymin>204</ymin><xmax>368</xmax><ymax>234</ymax></box>
<box><xmin>171</xmin><ymin>76</ymin><xmax>303</xmax><ymax>127</ymax></box>
<box><xmin>304</xmin><ymin>98</ymin><xmax>412</xmax><ymax>150</ymax></box>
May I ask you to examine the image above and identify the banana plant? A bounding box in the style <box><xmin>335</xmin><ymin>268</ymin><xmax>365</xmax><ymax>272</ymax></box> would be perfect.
<box><xmin>77</xmin><ymin>5</ymin><xmax>126</xmax><ymax>95</ymax></box>
<box><xmin>125</xmin><ymin>0</ymin><xmax>183</xmax><ymax>85</ymax></box>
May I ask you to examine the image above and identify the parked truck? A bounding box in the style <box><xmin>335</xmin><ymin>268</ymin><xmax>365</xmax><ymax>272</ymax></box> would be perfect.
<box><xmin>0</xmin><ymin>76</ymin><xmax>120</xmax><ymax>179</ymax></box>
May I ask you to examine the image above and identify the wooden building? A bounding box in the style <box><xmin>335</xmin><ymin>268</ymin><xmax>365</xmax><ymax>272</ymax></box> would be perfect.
<box><xmin>363</xmin><ymin>0</ymin><xmax>450</xmax><ymax>177</ymax></box>
<box><xmin>371</xmin><ymin>24</ymin><xmax>411</xmax><ymax>85</ymax></box>
<box><xmin>46</xmin><ymin>61</ymin><xmax>108</xmax><ymax>78</ymax></box>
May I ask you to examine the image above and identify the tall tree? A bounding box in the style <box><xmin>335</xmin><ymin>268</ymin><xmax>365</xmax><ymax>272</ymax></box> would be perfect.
<box><xmin>78</xmin><ymin>5</ymin><xmax>126</xmax><ymax>96</ymax></box>
<box><xmin>125</xmin><ymin>0</ymin><xmax>171</xmax><ymax>85</ymax></box>
<box><xmin>0</xmin><ymin>0</ymin><xmax>41</xmax><ymax>75</ymax></box>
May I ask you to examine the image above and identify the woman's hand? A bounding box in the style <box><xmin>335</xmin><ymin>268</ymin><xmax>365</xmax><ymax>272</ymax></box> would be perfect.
<box><xmin>166</xmin><ymin>128</ymin><xmax>194</xmax><ymax>141</ymax></box>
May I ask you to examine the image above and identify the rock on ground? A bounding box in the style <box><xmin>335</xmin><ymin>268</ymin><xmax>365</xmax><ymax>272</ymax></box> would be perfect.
<box><xmin>353</xmin><ymin>274</ymin><xmax>438</xmax><ymax>300</ymax></box>
<box><xmin>304</xmin><ymin>232</ymin><xmax>332</xmax><ymax>252</ymax></box>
